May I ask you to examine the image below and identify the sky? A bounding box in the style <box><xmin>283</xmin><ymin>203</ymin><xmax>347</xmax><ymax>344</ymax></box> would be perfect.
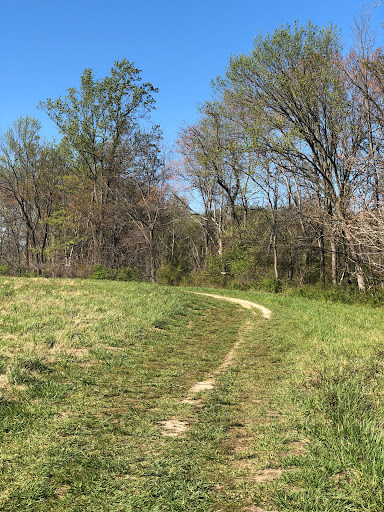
<box><xmin>1</xmin><ymin>0</ymin><xmax>383</xmax><ymax>149</ymax></box>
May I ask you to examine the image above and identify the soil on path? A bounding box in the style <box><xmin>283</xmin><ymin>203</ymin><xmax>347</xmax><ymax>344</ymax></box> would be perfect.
<box><xmin>160</xmin><ymin>293</ymin><xmax>272</xmax><ymax>436</ymax></box>
<box><xmin>192</xmin><ymin>292</ymin><xmax>272</xmax><ymax>319</ymax></box>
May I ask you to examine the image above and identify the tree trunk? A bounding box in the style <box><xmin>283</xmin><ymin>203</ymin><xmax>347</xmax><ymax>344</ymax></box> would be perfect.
<box><xmin>288</xmin><ymin>251</ymin><xmax>294</xmax><ymax>281</ymax></box>
<box><xmin>318</xmin><ymin>233</ymin><xmax>325</xmax><ymax>284</ymax></box>
<box><xmin>345</xmin><ymin>234</ymin><xmax>366</xmax><ymax>291</ymax></box>
<box><xmin>273</xmin><ymin>233</ymin><xmax>279</xmax><ymax>280</ymax></box>
<box><xmin>330</xmin><ymin>234</ymin><xmax>338</xmax><ymax>286</ymax></box>
<box><xmin>149</xmin><ymin>228</ymin><xmax>156</xmax><ymax>282</ymax></box>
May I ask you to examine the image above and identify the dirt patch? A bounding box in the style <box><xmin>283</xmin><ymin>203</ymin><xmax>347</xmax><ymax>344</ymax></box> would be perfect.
<box><xmin>1</xmin><ymin>334</ymin><xmax>16</xmax><ymax>341</ymax></box>
<box><xmin>183</xmin><ymin>320</ymin><xmax>253</xmax><ymax>405</ymax></box>
<box><xmin>51</xmin><ymin>346</ymin><xmax>89</xmax><ymax>357</ymax></box>
<box><xmin>247</xmin><ymin>507</ymin><xmax>280</xmax><ymax>512</ymax></box>
<box><xmin>188</xmin><ymin>378</ymin><xmax>215</xmax><ymax>393</ymax></box>
<box><xmin>253</xmin><ymin>468</ymin><xmax>283</xmax><ymax>483</ymax></box>
<box><xmin>161</xmin><ymin>294</ymin><xmax>272</xmax><ymax>437</ymax></box>
<box><xmin>234</xmin><ymin>439</ymin><xmax>254</xmax><ymax>454</ymax></box>
<box><xmin>231</xmin><ymin>426</ymin><xmax>254</xmax><ymax>453</ymax></box>
<box><xmin>95</xmin><ymin>345</ymin><xmax>127</xmax><ymax>351</ymax></box>
<box><xmin>219</xmin><ymin>342</ymin><xmax>240</xmax><ymax>369</ymax></box>
<box><xmin>192</xmin><ymin>293</ymin><xmax>272</xmax><ymax>319</ymax></box>
<box><xmin>288</xmin><ymin>439</ymin><xmax>310</xmax><ymax>455</ymax></box>
<box><xmin>266</xmin><ymin>410</ymin><xmax>281</xmax><ymax>419</ymax></box>
<box><xmin>3</xmin><ymin>343</ymin><xmax>36</xmax><ymax>357</ymax></box>
<box><xmin>54</xmin><ymin>486</ymin><xmax>70</xmax><ymax>498</ymax></box>
<box><xmin>44</xmin><ymin>345</ymin><xmax>92</xmax><ymax>365</ymax></box>
<box><xmin>181</xmin><ymin>397</ymin><xmax>202</xmax><ymax>406</ymax></box>
<box><xmin>13</xmin><ymin>281</ymin><xmax>26</xmax><ymax>289</ymax></box>
<box><xmin>181</xmin><ymin>293</ymin><xmax>271</xmax><ymax>407</ymax></box>
<box><xmin>158</xmin><ymin>419</ymin><xmax>189</xmax><ymax>436</ymax></box>
<box><xmin>330</xmin><ymin>470</ymin><xmax>351</xmax><ymax>488</ymax></box>
<box><xmin>58</xmin><ymin>411</ymin><xmax>73</xmax><ymax>419</ymax></box>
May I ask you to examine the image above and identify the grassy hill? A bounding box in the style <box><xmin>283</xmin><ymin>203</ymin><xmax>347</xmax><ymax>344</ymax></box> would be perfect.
<box><xmin>0</xmin><ymin>278</ymin><xmax>383</xmax><ymax>511</ymax></box>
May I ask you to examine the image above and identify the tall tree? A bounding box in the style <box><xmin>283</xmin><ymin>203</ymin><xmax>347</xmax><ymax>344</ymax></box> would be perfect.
<box><xmin>0</xmin><ymin>117</ymin><xmax>65</xmax><ymax>273</ymax></box>
<box><xmin>39</xmin><ymin>59</ymin><xmax>157</xmax><ymax>264</ymax></box>
<box><xmin>218</xmin><ymin>22</ymin><xmax>368</xmax><ymax>288</ymax></box>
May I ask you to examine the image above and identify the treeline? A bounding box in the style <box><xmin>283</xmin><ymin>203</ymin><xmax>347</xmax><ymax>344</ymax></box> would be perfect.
<box><xmin>3</xmin><ymin>18</ymin><xmax>384</xmax><ymax>290</ymax></box>
<box><xmin>178</xmin><ymin>16</ymin><xmax>384</xmax><ymax>291</ymax></box>
<box><xmin>0</xmin><ymin>60</ymin><xmax>195</xmax><ymax>280</ymax></box>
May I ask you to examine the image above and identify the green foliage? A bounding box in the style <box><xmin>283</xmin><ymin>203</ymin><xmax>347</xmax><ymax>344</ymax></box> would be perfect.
<box><xmin>115</xmin><ymin>267</ymin><xmax>142</xmax><ymax>282</ymax></box>
<box><xmin>257</xmin><ymin>277</ymin><xmax>282</xmax><ymax>293</ymax></box>
<box><xmin>198</xmin><ymin>258</ymin><xmax>230</xmax><ymax>288</ymax></box>
<box><xmin>222</xmin><ymin>21</ymin><xmax>344</xmax><ymax>150</ymax></box>
<box><xmin>289</xmin><ymin>283</ymin><xmax>384</xmax><ymax>307</ymax></box>
<box><xmin>91</xmin><ymin>265</ymin><xmax>142</xmax><ymax>281</ymax></box>
<box><xmin>156</xmin><ymin>262</ymin><xmax>185</xmax><ymax>285</ymax></box>
<box><xmin>184</xmin><ymin>245</ymin><xmax>269</xmax><ymax>289</ymax></box>
<box><xmin>91</xmin><ymin>264</ymin><xmax>112</xmax><ymax>280</ymax></box>
<box><xmin>39</xmin><ymin>59</ymin><xmax>157</xmax><ymax>181</ymax></box>
<box><xmin>223</xmin><ymin>246</ymin><xmax>257</xmax><ymax>284</ymax></box>
<box><xmin>0</xmin><ymin>265</ymin><xmax>10</xmax><ymax>276</ymax></box>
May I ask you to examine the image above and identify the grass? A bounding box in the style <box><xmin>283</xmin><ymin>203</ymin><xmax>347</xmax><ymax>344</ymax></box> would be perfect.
<box><xmin>0</xmin><ymin>278</ymin><xmax>247</xmax><ymax>511</ymax></box>
<box><xmin>0</xmin><ymin>279</ymin><xmax>384</xmax><ymax>510</ymax></box>
<box><xmin>183</xmin><ymin>286</ymin><xmax>384</xmax><ymax>511</ymax></box>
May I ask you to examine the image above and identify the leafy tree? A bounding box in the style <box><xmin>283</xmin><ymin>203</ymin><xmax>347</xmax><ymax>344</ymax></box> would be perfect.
<box><xmin>0</xmin><ymin>117</ymin><xmax>66</xmax><ymax>273</ymax></box>
<box><xmin>39</xmin><ymin>59</ymin><xmax>158</xmax><ymax>264</ymax></box>
<box><xmin>216</xmin><ymin>22</ymin><xmax>368</xmax><ymax>288</ymax></box>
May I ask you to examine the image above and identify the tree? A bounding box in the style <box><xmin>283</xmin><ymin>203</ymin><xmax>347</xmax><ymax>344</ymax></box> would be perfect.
<box><xmin>0</xmin><ymin>117</ymin><xmax>65</xmax><ymax>274</ymax></box>
<box><xmin>216</xmin><ymin>22</ymin><xmax>368</xmax><ymax>289</ymax></box>
<box><xmin>115</xmin><ymin>126</ymin><xmax>169</xmax><ymax>281</ymax></box>
<box><xmin>39</xmin><ymin>59</ymin><xmax>157</xmax><ymax>264</ymax></box>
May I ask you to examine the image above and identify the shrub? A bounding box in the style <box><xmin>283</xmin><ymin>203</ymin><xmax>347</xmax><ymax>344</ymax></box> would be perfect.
<box><xmin>91</xmin><ymin>264</ymin><xmax>112</xmax><ymax>280</ymax></box>
<box><xmin>290</xmin><ymin>283</ymin><xmax>384</xmax><ymax>307</ymax></box>
<box><xmin>258</xmin><ymin>277</ymin><xmax>282</xmax><ymax>293</ymax></box>
<box><xmin>157</xmin><ymin>263</ymin><xmax>185</xmax><ymax>286</ymax></box>
<box><xmin>18</xmin><ymin>267</ymin><xmax>37</xmax><ymax>278</ymax></box>
<box><xmin>0</xmin><ymin>264</ymin><xmax>10</xmax><ymax>276</ymax></box>
<box><xmin>115</xmin><ymin>267</ymin><xmax>142</xmax><ymax>282</ymax></box>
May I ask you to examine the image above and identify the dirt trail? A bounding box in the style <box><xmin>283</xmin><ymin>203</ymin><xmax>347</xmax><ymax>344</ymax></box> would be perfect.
<box><xmin>160</xmin><ymin>293</ymin><xmax>272</xmax><ymax>436</ymax></box>
<box><xmin>192</xmin><ymin>292</ymin><xmax>272</xmax><ymax>319</ymax></box>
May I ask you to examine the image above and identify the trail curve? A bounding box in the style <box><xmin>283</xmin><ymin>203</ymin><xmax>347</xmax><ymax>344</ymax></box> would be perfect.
<box><xmin>160</xmin><ymin>292</ymin><xmax>272</xmax><ymax>436</ymax></box>
<box><xmin>192</xmin><ymin>292</ymin><xmax>272</xmax><ymax>319</ymax></box>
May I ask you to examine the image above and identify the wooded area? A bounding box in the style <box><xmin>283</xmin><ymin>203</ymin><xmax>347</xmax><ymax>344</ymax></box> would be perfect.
<box><xmin>2</xmin><ymin>18</ymin><xmax>384</xmax><ymax>290</ymax></box>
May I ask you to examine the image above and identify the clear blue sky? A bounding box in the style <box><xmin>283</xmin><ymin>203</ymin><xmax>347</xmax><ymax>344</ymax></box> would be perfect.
<box><xmin>1</xmin><ymin>0</ymin><xmax>383</xmax><ymax>148</ymax></box>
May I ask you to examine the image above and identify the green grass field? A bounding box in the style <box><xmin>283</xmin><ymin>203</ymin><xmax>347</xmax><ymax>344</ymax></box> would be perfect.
<box><xmin>0</xmin><ymin>278</ymin><xmax>384</xmax><ymax>511</ymax></box>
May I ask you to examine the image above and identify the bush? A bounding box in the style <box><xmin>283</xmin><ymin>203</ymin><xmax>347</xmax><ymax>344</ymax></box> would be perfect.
<box><xmin>18</xmin><ymin>267</ymin><xmax>37</xmax><ymax>278</ymax></box>
<box><xmin>258</xmin><ymin>277</ymin><xmax>282</xmax><ymax>293</ymax></box>
<box><xmin>157</xmin><ymin>263</ymin><xmax>185</xmax><ymax>286</ymax></box>
<box><xmin>289</xmin><ymin>283</ymin><xmax>384</xmax><ymax>307</ymax></box>
<box><xmin>91</xmin><ymin>264</ymin><xmax>112</xmax><ymax>280</ymax></box>
<box><xmin>0</xmin><ymin>264</ymin><xmax>10</xmax><ymax>276</ymax></box>
<box><xmin>115</xmin><ymin>267</ymin><xmax>142</xmax><ymax>281</ymax></box>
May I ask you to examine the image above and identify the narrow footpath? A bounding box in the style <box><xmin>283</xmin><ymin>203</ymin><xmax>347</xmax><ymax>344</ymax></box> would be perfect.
<box><xmin>159</xmin><ymin>293</ymin><xmax>272</xmax><ymax>436</ymax></box>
